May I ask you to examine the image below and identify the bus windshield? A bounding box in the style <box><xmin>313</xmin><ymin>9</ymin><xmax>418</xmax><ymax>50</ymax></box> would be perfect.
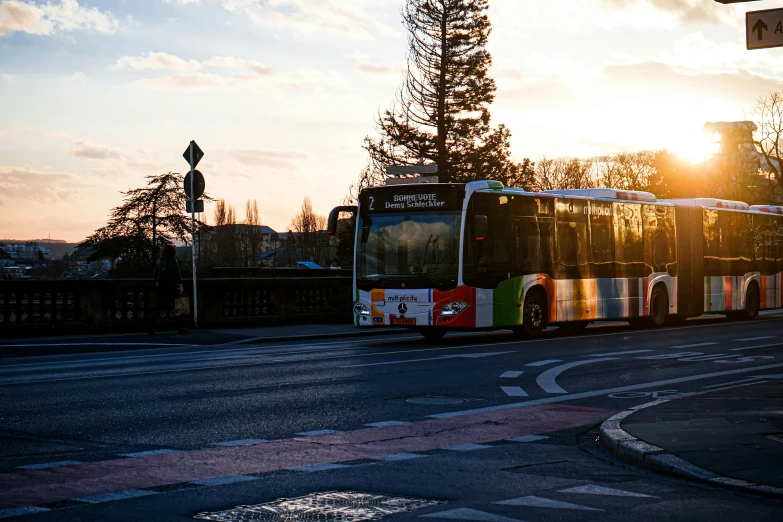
<box><xmin>357</xmin><ymin>211</ymin><xmax>461</xmax><ymax>290</ymax></box>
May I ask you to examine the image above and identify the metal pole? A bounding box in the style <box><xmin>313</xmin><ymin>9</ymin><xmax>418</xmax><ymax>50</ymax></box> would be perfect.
<box><xmin>189</xmin><ymin>141</ymin><xmax>199</xmax><ymax>328</ymax></box>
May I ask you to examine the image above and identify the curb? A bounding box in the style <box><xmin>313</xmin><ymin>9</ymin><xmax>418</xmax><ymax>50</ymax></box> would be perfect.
<box><xmin>227</xmin><ymin>328</ymin><xmax>410</xmax><ymax>346</ymax></box>
<box><xmin>598</xmin><ymin>399</ymin><xmax>783</xmax><ymax>499</ymax></box>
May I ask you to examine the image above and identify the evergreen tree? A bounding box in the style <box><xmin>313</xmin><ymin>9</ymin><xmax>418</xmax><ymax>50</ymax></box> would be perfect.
<box><xmin>80</xmin><ymin>172</ymin><xmax>209</xmax><ymax>277</ymax></box>
<box><xmin>363</xmin><ymin>0</ymin><xmax>523</xmax><ymax>185</ymax></box>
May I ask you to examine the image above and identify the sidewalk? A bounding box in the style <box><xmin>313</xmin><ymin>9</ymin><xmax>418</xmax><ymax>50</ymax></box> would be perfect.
<box><xmin>0</xmin><ymin>324</ymin><xmax>404</xmax><ymax>357</ymax></box>
<box><xmin>600</xmin><ymin>380</ymin><xmax>783</xmax><ymax>496</ymax></box>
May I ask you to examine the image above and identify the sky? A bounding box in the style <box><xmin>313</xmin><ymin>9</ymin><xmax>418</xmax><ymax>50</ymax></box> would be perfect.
<box><xmin>2</xmin><ymin>0</ymin><xmax>783</xmax><ymax>242</ymax></box>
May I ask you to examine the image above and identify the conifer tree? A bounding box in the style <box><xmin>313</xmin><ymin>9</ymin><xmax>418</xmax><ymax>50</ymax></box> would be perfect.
<box><xmin>363</xmin><ymin>0</ymin><xmax>522</xmax><ymax>185</ymax></box>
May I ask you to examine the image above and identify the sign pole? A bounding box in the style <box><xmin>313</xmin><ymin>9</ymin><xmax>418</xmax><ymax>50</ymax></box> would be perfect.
<box><xmin>189</xmin><ymin>142</ymin><xmax>199</xmax><ymax>328</ymax></box>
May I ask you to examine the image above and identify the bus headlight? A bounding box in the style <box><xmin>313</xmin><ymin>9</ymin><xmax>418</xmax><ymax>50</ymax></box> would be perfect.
<box><xmin>353</xmin><ymin>302</ymin><xmax>371</xmax><ymax>316</ymax></box>
<box><xmin>439</xmin><ymin>301</ymin><xmax>467</xmax><ymax>316</ymax></box>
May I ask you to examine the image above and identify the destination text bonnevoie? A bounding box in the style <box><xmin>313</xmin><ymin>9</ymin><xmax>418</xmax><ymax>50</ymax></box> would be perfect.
<box><xmin>385</xmin><ymin>193</ymin><xmax>446</xmax><ymax>210</ymax></box>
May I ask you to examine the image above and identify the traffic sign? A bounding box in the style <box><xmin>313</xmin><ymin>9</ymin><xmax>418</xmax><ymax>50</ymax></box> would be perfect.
<box><xmin>746</xmin><ymin>8</ymin><xmax>783</xmax><ymax>50</ymax></box>
<box><xmin>186</xmin><ymin>199</ymin><xmax>204</xmax><ymax>213</ymax></box>
<box><xmin>183</xmin><ymin>170</ymin><xmax>205</xmax><ymax>200</ymax></box>
<box><xmin>386</xmin><ymin>164</ymin><xmax>439</xmax><ymax>176</ymax></box>
<box><xmin>183</xmin><ymin>140</ymin><xmax>204</xmax><ymax>168</ymax></box>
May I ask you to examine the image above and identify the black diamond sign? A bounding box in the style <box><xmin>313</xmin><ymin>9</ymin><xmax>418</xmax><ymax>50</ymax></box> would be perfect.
<box><xmin>183</xmin><ymin>140</ymin><xmax>204</xmax><ymax>168</ymax></box>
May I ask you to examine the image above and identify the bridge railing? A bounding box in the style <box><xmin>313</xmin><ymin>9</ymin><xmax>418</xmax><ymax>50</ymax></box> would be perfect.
<box><xmin>0</xmin><ymin>276</ymin><xmax>353</xmax><ymax>336</ymax></box>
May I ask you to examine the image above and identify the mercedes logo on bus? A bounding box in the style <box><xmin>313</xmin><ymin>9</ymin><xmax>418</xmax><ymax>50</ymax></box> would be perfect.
<box><xmin>398</xmin><ymin>303</ymin><xmax>408</xmax><ymax>314</ymax></box>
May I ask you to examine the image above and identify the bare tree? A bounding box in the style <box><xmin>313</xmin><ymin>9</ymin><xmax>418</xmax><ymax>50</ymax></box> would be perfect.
<box><xmin>527</xmin><ymin>157</ymin><xmax>593</xmax><ymax>192</ymax></box>
<box><xmin>287</xmin><ymin>197</ymin><xmax>329</xmax><ymax>266</ymax></box>
<box><xmin>749</xmin><ymin>92</ymin><xmax>783</xmax><ymax>203</ymax></box>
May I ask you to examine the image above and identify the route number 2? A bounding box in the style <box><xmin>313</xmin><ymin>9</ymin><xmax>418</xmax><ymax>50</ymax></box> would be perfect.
<box><xmin>368</xmin><ymin>196</ymin><xmax>375</xmax><ymax>210</ymax></box>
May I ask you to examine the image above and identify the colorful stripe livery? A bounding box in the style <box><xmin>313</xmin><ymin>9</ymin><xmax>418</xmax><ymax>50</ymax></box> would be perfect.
<box><xmin>356</xmin><ymin>273</ymin><xmax>678</xmax><ymax>328</ymax></box>
<box><xmin>704</xmin><ymin>272</ymin><xmax>783</xmax><ymax>312</ymax></box>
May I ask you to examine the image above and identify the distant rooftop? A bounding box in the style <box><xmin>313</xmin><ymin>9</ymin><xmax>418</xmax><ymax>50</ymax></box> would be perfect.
<box><xmin>703</xmin><ymin>121</ymin><xmax>757</xmax><ymax>132</ymax></box>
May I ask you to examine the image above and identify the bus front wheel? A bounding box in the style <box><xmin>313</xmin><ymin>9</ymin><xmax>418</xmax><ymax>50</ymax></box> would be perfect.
<box><xmin>649</xmin><ymin>285</ymin><xmax>668</xmax><ymax>328</ymax></box>
<box><xmin>521</xmin><ymin>291</ymin><xmax>547</xmax><ymax>337</ymax></box>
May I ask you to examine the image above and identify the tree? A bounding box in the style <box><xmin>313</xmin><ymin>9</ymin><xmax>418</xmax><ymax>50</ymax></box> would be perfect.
<box><xmin>525</xmin><ymin>156</ymin><xmax>593</xmax><ymax>192</ymax></box>
<box><xmin>362</xmin><ymin>0</ymin><xmax>522</xmax><ymax>186</ymax></box>
<box><xmin>287</xmin><ymin>197</ymin><xmax>329</xmax><ymax>266</ymax></box>
<box><xmin>749</xmin><ymin>92</ymin><xmax>783</xmax><ymax>203</ymax></box>
<box><xmin>80</xmin><ymin>172</ymin><xmax>208</xmax><ymax>277</ymax></box>
<box><xmin>238</xmin><ymin>199</ymin><xmax>263</xmax><ymax>267</ymax></box>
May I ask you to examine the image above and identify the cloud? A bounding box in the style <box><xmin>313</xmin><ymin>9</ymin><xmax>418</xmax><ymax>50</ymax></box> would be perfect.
<box><xmin>115</xmin><ymin>52</ymin><xmax>201</xmax><ymax>72</ymax></box>
<box><xmin>68</xmin><ymin>138</ymin><xmax>124</xmax><ymax>160</ymax></box>
<box><xmin>602</xmin><ymin>0</ymin><xmax>729</xmax><ymax>25</ymax></box>
<box><xmin>227</xmin><ymin>148</ymin><xmax>308</xmax><ymax>170</ymax></box>
<box><xmin>0</xmin><ymin>0</ymin><xmax>118</xmax><ymax>37</ymax></box>
<box><xmin>207</xmin><ymin>56</ymin><xmax>274</xmax><ymax>75</ymax></box>
<box><xmin>133</xmin><ymin>72</ymin><xmax>225</xmax><ymax>89</ymax></box>
<box><xmin>356</xmin><ymin>62</ymin><xmax>395</xmax><ymax>75</ymax></box>
<box><xmin>0</xmin><ymin>165</ymin><xmax>86</xmax><ymax>204</ymax></box>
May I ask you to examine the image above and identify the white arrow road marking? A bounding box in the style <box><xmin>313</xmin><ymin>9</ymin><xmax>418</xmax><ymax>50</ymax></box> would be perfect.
<box><xmin>501</xmin><ymin>386</ymin><xmax>528</xmax><ymax>397</ymax></box>
<box><xmin>558</xmin><ymin>485</ymin><xmax>656</xmax><ymax>498</ymax></box>
<box><xmin>500</xmin><ymin>371</ymin><xmax>524</xmax><ymax>378</ymax></box>
<box><xmin>343</xmin><ymin>352</ymin><xmax>514</xmax><ymax>368</ymax></box>
<box><xmin>494</xmin><ymin>496</ymin><xmax>602</xmax><ymax>511</ymax></box>
<box><xmin>421</xmin><ymin>508</ymin><xmax>524</xmax><ymax>522</ymax></box>
<box><xmin>525</xmin><ymin>359</ymin><xmax>562</xmax><ymax>367</ymax></box>
<box><xmin>429</xmin><ymin>362</ymin><xmax>783</xmax><ymax>419</ymax></box>
<box><xmin>536</xmin><ymin>358</ymin><xmax>619</xmax><ymax>394</ymax></box>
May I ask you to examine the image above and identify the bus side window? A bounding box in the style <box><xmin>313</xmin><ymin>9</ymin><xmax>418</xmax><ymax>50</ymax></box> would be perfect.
<box><xmin>590</xmin><ymin>202</ymin><xmax>614</xmax><ymax>279</ymax></box>
<box><xmin>614</xmin><ymin>203</ymin><xmax>644</xmax><ymax>279</ymax></box>
<box><xmin>703</xmin><ymin>209</ymin><xmax>720</xmax><ymax>277</ymax></box>
<box><xmin>555</xmin><ymin>199</ymin><xmax>589</xmax><ymax>279</ymax></box>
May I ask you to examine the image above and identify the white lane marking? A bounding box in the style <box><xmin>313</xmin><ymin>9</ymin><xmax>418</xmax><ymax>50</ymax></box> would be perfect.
<box><xmin>365</xmin><ymin>421</ymin><xmax>409</xmax><ymax>428</ymax></box>
<box><xmin>526</xmin><ymin>359</ymin><xmax>561</xmax><ymax>367</ymax></box>
<box><xmin>295</xmin><ymin>430</ymin><xmax>341</xmax><ymax>437</ymax></box>
<box><xmin>728</xmin><ymin>342</ymin><xmax>783</xmax><ymax>352</ymax></box>
<box><xmin>704</xmin><ymin>374</ymin><xmax>783</xmax><ymax>388</ymax></box>
<box><xmin>420</xmin><ymin>508</ymin><xmax>524</xmax><ymax>521</ymax></box>
<box><xmin>0</xmin><ymin>343</ymin><xmax>189</xmax><ymax>348</ymax></box>
<box><xmin>191</xmin><ymin>475</ymin><xmax>259</xmax><ymax>486</ymax></box>
<box><xmin>536</xmin><ymin>358</ymin><xmax>619</xmax><ymax>394</ymax></box>
<box><xmin>210</xmin><ymin>439</ymin><xmax>267</xmax><ymax>447</ymax></box>
<box><xmin>75</xmin><ymin>489</ymin><xmax>158</xmax><ymax>503</ymax></box>
<box><xmin>0</xmin><ymin>507</ymin><xmax>51</xmax><ymax>518</ymax></box>
<box><xmin>589</xmin><ymin>349</ymin><xmax>654</xmax><ymax>357</ymax></box>
<box><xmin>670</xmin><ymin>342</ymin><xmax>719</xmax><ymax>349</ymax></box>
<box><xmin>343</xmin><ymin>351</ymin><xmax>513</xmax><ymax>368</ymax></box>
<box><xmin>558</xmin><ymin>485</ymin><xmax>656</xmax><ymax>498</ymax></box>
<box><xmin>735</xmin><ymin>336</ymin><xmax>776</xmax><ymax>342</ymax></box>
<box><xmin>494</xmin><ymin>496</ymin><xmax>602</xmax><ymax>511</ymax></box>
<box><xmin>429</xmin><ymin>362</ymin><xmax>783</xmax><ymax>418</ymax></box>
<box><xmin>120</xmin><ymin>449</ymin><xmax>181</xmax><ymax>458</ymax></box>
<box><xmin>291</xmin><ymin>463</ymin><xmax>350</xmax><ymax>472</ymax></box>
<box><xmin>17</xmin><ymin>460</ymin><xmax>83</xmax><ymax>470</ymax></box>
<box><xmin>506</xmin><ymin>435</ymin><xmax>549</xmax><ymax>443</ymax></box>
<box><xmin>500</xmin><ymin>371</ymin><xmax>523</xmax><ymax>378</ymax></box>
<box><xmin>372</xmin><ymin>453</ymin><xmax>425</xmax><ymax>461</ymax></box>
<box><xmin>446</xmin><ymin>443</ymin><xmax>492</xmax><ymax>451</ymax></box>
<box><xmin>501</xmin><ymin>386</ymin><xmax>529</xmax><ymax>397</ymax></box>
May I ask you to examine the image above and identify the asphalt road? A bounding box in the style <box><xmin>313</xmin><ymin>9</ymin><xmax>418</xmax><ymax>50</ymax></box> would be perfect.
<box><xmin>1</xmin><ymin>314</ymin><xmax>782</xmax><ymax>521</ymax></box>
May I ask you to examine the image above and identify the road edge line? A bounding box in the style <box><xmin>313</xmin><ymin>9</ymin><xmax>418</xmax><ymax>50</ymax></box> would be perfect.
<box><xmin>598</xmin><ymin>399</ymin><xmax>783</xmax><ymax>499</ymax></box>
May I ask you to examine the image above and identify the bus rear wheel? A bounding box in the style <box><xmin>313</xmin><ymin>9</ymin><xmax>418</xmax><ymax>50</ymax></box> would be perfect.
<box><xmin>419</xmin><ymin>328</ymin><xmax>447</xmax><ymax>341</ymax></box>
<box><xmin>743</xmin><ymin>283</ymin><xmax>760</xmax><ymax>320</ymax></box>
<box><xmin>648</xmin><ymin>285</ymin><xmax>668</xmax><ymax>328</ymax></box>
<box><xmin>520</xmin><ymin>290</ymin><xmax>547</xmax><ymax>337</ymax></box>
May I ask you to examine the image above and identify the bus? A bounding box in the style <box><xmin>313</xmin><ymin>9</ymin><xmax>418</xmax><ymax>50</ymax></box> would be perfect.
<box><xmin>328</xmin><ymin>180</ymin><xmax>783</xmax><ymax>339</ymax></box>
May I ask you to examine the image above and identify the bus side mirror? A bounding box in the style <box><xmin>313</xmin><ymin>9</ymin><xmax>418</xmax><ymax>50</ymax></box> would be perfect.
<box><xmin>327</xmin><ymin>205</ymin><xmax>357</xmax><ymax>236</ymax></box>
<box><xmin>474</xmin><ymin>215</ymin><xmax>488</xmax><ymax>241</ymax></box>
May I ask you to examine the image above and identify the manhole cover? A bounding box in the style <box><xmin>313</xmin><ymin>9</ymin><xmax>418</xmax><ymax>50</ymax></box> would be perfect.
<box><xmin>406</xmin><ymin>396</ymin><xmax>467</xmax><ymax>405</ymax></box>
<box><xmin>195</xmin><ymin>491</ymin><xmax>443</xmax><ymax>522</ymax></box>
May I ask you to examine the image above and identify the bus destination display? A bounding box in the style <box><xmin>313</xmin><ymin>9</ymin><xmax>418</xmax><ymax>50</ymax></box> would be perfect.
<box><xmin>360</xmin><ymin>185</ymin><xmax>464</xmax><ymax>213</ymax></box>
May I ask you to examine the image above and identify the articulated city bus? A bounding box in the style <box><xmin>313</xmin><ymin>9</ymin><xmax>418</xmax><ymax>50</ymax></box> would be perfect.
<box><xmin>328</xmin><ymin>180</ymin><xmax>783</xmax><ymax>339</ymax></box>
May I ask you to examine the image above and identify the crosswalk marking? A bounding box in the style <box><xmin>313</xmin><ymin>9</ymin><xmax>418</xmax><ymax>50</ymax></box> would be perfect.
<box><xmin>559</xmin><ymin>484</ymin><xmax>656</xmax><ymax>498</ymax></box>
<box><xmin>421</xmin><ymin>508</ymin><xmax>524</xmax><ymax>522</ymax></box>
<box><xmin>525</xmin><ymin>359</ymin><xmax>561</xmax><ymax>367</ymax></box>
<box><xmin>501</xmin><ymin>386</ymin><xmax>528</xmax><ymax>397</ymax></box>
<box><xmin>494</xmin><ymin>496</ymin><xmax>602</xmax><ymax>511</ymax></box>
